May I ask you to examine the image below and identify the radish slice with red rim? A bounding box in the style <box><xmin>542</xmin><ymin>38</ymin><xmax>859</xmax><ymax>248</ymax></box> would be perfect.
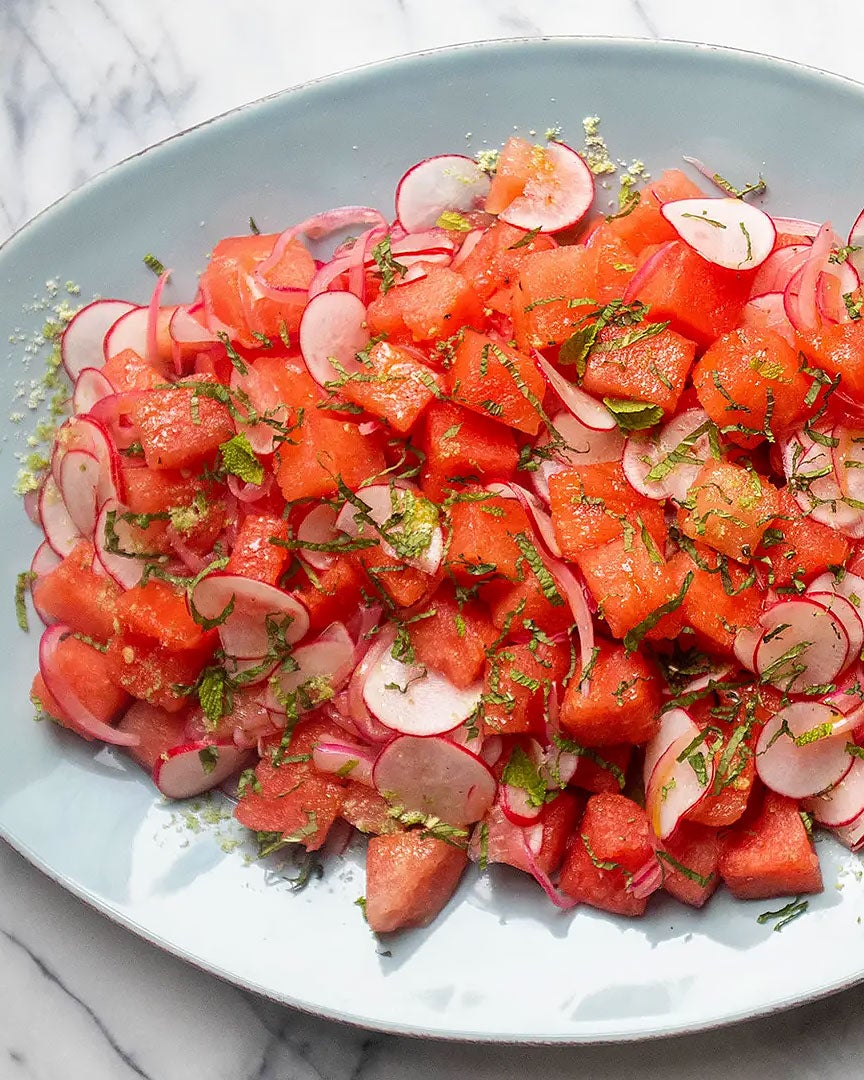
<box><xmin>39</xmin><ymin>475</ymin><xmax>81</xmax><ymax>557</ymax></box>
<box><xmin>809</xmin><ymin>570</ymin><xmax>864</xmax><ymax>609</ymax></box>
<box><xmin>103</xmin><ymin>305</ymin><xmax>149</xmax><ymax>362</ymax></box>
<box><xmin>772</xmin><ymin>216</ymin><xmax>819</xmax><ymax>240</ymax></box>
<box><xmin>189</xmin><ymin>572</ymin><xmax>310</xmax><ymax>659</ymax></box>
<box><xmin>498</xmin><ymin>142</ymin><xmax>594</xmax><ymax>234</ymax></box>
<box><xmin>153</xmin><ymin>740</ymin><xmax>251</xmax><ymax>799</ymax></box>
<box><xmin>61</xmin><ymin>300</ymin><xmax>137</xmax><ymax>378</ymax></box>
<box><xmin>533</xmin><ymin>353</ymin><xmax>616</xmax><ymax>431</ymax></box>
<box><xmin>39</xmin><ymin>624</ymin><xmax>135</xmax><ymax>745</ymax></box>
<box><xmin>450</xmin><ymin>228</ymin><xmax>484</xmax><ymax>269</ymax></box>
<box><xmin>755</xmin><ymin>701</ymin><xmax>853</xmax><ymax>798</ymax></box>
<box><xmin>30</xmin><ymin>541</ymin><xmax>62</xmax><ymax>626</ymax></box>
<box><xmin>530</xmin><ymin>410</ymin><xmax>624</xmax><ymax>503</ymax></box>
<box><xmin>501</xmin><ymin>781</ymin><xmax>544</xmax><ymax>827</ymax></box>
<box><xmin>782</xmin><ymin>428</ymin><xmax>864</xmax><ymax>537</ymax></box>
<box><xmin>749</xmin><ymin>245</ymin><xmax>811</xmax><ymax>296</ymax></box>
<box><xmin>833</xmin><ymin>809</ymin><xmax>864</xmax><ymax>851</ymax></box>
<box><xmin>52</xmin><ymin>415</ymin><xmax>124</xmax><ymax>505</ymax></box>
<box><xmin>57</xmin><ymin>449</ymin><xmax>100</xmax><ymax>538</ymax></box>
<box><xmin>299</xmin><ymin>290</ymin><xmax>369</xmax><ymax>389</ymax></box>
<box><xmin>643</xmin><ymin>707</ymin><xmax>699</xmax><ymax>793</ymax></box>
<box><xmin>362</xmin><ymin>641</ymin><xmax>482</xmax><ymax>736</ymax></box>
<box><xmin>297</xmin><ymin>503</ymin><xmax>340</xmax><ymax>571</ymax></box>
<box><xmin>755</xmin><ymin>596</ymin><xmax>850</xmax><ymax>692</ymax></box>
<box><xmin>832</xmin><ymin>428</ymin><xmax>864</xmax><ymax>502</ymax></box>
<box><xmin>738</xmin><ymin>292</ymin><xmax>796</xmax><ymax>345</ymax></box>
<box><xmin>661</xmin><ymin>197</ymin><xmax>776</xmax><ymax>270</ymax></box>
<box><xmin>646</xmin><ymin>732</ymin><xmax>714</xmax><ymax>840</ymax></box>
<box><xmin>395</xmin><ymin>155</ymin><xmax>491</xmax><ymax>233</ymax></box>
<box><xmin>622</xmin><ymin>408</ymin><xmax>712</xmax><ymax>503</ymax></box>
<box><xmin>73</xmin><ymin>368</ymin><xmax>115</xmax><ymax>415</ymax></box>
<box><xmin>629</xmin><ymin>856</ymin><xmax>664</xmax><ymax>901</ymax></box>
<box><xmin>93</xmin><ymin>499</ymin><xmax>154</xmax><ymax>588</ymax></box>
<box><xmin>265</xmin><ymin>622</ymin><xmax>355</xmax><ymax>711</ymax></box>
<box><xmin>334</xmin><ymin>482</ymin><xmax>444</xmax><ymax>576</ymax></box>
<box><xmin>372</xmin><ymin>734</ymin><xmax>496</xmax><ymax>824</ymax></box>
<box><xmin>805</xmin><ymin>756</ymin><xmax>864</xmax><ymax>827</ymax></box>
<box><xmin>805</xmin><ymin>591</ymin><xmax>864</xmax><ymax>669</ymax></box>
<box><xmin>847</xmin><ymin>207</ymin><xmax>864</xmax><ymax>277</ymax></box>
<box><xmin>733</xmin><ymin>625</ymin><xmax>763</xmax><ymax>673</ymax></box>
<box><xmin>312</xmin><ymin>741</ymin><xmax>375</xmax><ymax>786</ymax></box>
<box><xmin>31</xmin><ymin>539</ymin><xmax>61</xmax><ymax>578</ymax></box>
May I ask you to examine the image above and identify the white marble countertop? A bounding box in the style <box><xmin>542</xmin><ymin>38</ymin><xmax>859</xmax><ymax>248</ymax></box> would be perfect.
<box><xmin>6</xmin><ymin>1</ymin><xmax>864</xmax><ymax>1076</ymax></box>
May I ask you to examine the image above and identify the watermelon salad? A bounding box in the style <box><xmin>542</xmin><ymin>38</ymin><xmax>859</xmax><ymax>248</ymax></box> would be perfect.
<box><xmin>20</xmin><ymin>133</ymin><xmax>864</xmax><ymax>933</ymax></box>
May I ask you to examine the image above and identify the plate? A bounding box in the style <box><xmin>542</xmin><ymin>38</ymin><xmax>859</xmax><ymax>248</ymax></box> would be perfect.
<box><xmin>4</xmin><ymin>37</ymin><xmax>864</xmax><ymax>1044</ymax></box>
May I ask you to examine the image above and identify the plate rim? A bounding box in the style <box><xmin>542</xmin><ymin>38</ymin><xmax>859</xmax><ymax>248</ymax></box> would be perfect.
<box><xmin>4</xmin><ymin>34</ymin><xmax>864</xmax><ymax>1044</ymax></box>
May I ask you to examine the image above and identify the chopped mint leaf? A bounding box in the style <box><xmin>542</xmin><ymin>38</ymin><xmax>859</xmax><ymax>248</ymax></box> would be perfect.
<box><xmin>198</xmin><ymin>746</ymin><xmax>219</xmax><ymax>775</ymax></box>
<box><xmin>143</xmin><ymin>253</ymin><xmax>166</xmax><ymax>276</ymax></box>
<box><xmin>603</xmin><ymin>397</ymin><xmax>665</xmax><ymax>432</ymax></box>
<box><xmin>219</xmin><ymin>432</ymin><xmax>264</xmax><ymax>485</ymax></box>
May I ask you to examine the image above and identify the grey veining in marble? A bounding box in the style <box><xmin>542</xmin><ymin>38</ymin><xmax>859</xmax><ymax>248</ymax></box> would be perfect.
<box><xmin>7</xmin><ymin>1</ymin><xmax>864</xmax><ymax>1077</ymax></box>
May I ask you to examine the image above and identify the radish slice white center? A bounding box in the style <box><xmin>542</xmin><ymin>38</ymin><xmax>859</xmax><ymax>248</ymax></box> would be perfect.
<box><xmin>661</xmin><ymin>197</ymin><xmax>776</xmax><ymax>270</ymax></box>
<box><xmin>755</xmin><ymin>701</ymin><xmax>853</xmax><ymax>798</ymax></box>
<box><xmin>395</xmin><ymin>155</ymin><xmax>491</xmax><ymax>233</ymax></box>
<box><xmin>372</xmin><ymin>735</ymin><xmax>496</xmax><ymax>824</ymax></box>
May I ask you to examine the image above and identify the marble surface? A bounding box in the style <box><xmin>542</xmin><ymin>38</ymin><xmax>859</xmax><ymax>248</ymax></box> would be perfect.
<box><xmin>6</xmin><ymin>1</ymin><xmax>864</xmax><ymax>1076</ymax></box>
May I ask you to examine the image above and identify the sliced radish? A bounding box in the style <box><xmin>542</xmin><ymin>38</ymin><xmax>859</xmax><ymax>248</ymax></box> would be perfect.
<box><xmin>39</xmin><ymin>475</ymin><xmax>81</xmax><ymax>557</ymax></box>
<box><xmin>145</xmin><ymin>272</ymin><xmax>171</xmax><ymax>367</ymax></box>
<box><xmin>395</xmin><ymin>155</ymin><xmax>491</xmax><ymax>233</ymax></box>
<box><xmin>533</xmin><ymin>353</ymin><xmax>616</xmax><ymax>431</ymax></box>
<box><xmin>629</xmin><ymin>856</ymin><xmax>664</xmax><ymax>901</ymax></box>
<box><xmin>30</xmin><ymin>541</ymin><xmax>62</xmax><ymax>625</ymax></box>
<box><xmin>334</xmin><ymin>483</ymin><xmax>443</xmax><ymax>576</ymax></box>
<box><xmin>498</xmin><ymin>142</ymin><xmax>594</xmax><ymax>234</ymax></box>
<box><xmin>643</xmin><ymin>707</ymin><xmax>700</xmax><ymax>793</ymax></box>
<box><xmin>755</xmin><ymin>701</ymin><xmax>853</xmax><ymax>798</ymax></box>
<box><xmin>661</xmin><ymin>197</ymin><xmax>775</xmax><ymax>270</ymax></box>
<box><xmin>733</xmin><ymin>625</ymin><xmax>763</xmax><ymax>673</ymax></box>
<box><xmin>772</xmin><ymin>216</ymin><xmax>819</xmax><ymax>240</ymax></box>
<box><xmin>834</xmin><ymin>811</ymin><xmax>864</xmax><ymax>850</ymax></box>
<box><xmin>738</xmin><ymin>292</ymin><xmax>796</xmax><ymax>345</ymax></box>
<box><xmin>622</xmin><ymin>408</ymin><xmax>712</xmax><ymax>503</ymax></box>
<box><xmin>296</xmin><ymin>503</ymin><xmax>340</xmax><ymax>571</ymax></box>
<box><xmin>61</xmin><ymin>300</ymin><xmax>137</xmax><ymax>378</ymax></box>
<box><xmin>52</xmin><ymin>415</ymin><xmax>123</xmax><ymax>506</ymax></box>
<box><xmin>531</xmin><ymin>410</ymin><xmax>624</xmax><ymax>503</ymax></box>
<box><xmin>298</xmin><ymin>290</ymin><xmax>369</xmax><ymax>389</ymax></box>
<box><xmin>847</xmin><ymin>207</ymin><xmax>864</xmax><ymax>277</ymax></box>
<box><xmin>832</xmin><ymin>427</ymin><xmax>864</xmax><ymax>502</ymax></box>
<box><xmin>501</xmin><ymin>781</ymin><xmax>544</xmax><ymax>827</ymax></box>
<box><xmin>782</xmin><ymin>428</ymin><xmax>864</xmax><ymax>538</ymax></box>
<box><xmin>372</xmin><ymin>735</ymin><xmax>496</xmax><ymax>824</ymax></box>
<box><xmin>755</xmin><ymin>596</ymin><xmax>850</xmax><ymax>692</ymax></box>
<box><xmin>806</xmin><ymin>591</ymin><xmax>864</xmax><ymax>668</ymax></box>
<box><xmin>57</xmin><ymin>449</ymin><xmax>100</xmax><ymax>537</ymax></box>
<box><xmin>805</xmin><ymin>756</ymin><xmax>864</xmax><ymax>827</ymax></box>
<box><xmin>544</xmin><ymin>554</ymin><xmax>595</xmax><ymax>681</ymax></box>
<box><xmin>809</xmin><ymin>570</ymin><xmax>864</xmax><ymax>610</ymax></box>
<box><xmin>39</xmin><ymin>624</ymin><xmax>136</xmax><ymax>745</ymax></box>
<box><xmin>312</xmin><ymin>741</ymin><xmax>375</xmax><ymax>786</ymax></box>
<box><xmin>93</xmin><ymin>499</ymin><xmax>155</xmax><ymax>589</ymax></box>
<box><xmin>102</xmin><ymin>305</ymin><xmax>149</xmax><ymax>362</ymax></box>
<box><xmin>153</xmin><ymin>740</ymin><xmax>251</xmax><ymax>799</ymax></box>
<box><xmin>190</xmin><ymin>573</ymin><xmax>310</xmax><ymax>659</ymax></box>
<box><xmin>31</xmin><ymin>539</ymin><xmax>61</xmax><ymax>577</ymax></box>
<box><xmin>362</xmin><ymin>641</ymin><xmax>481</xmax><ymax>736</ymax></box>
<box><xmin>450</xmin><ymin>227</ymin><xmax>484</xmax><ymax>269</ymax></box>
<box><xmin>750</xmin><ymin>245</ymin><xmax>811</xmax><ymax>296</ymax></box>
<box><xmin>644</xmin><ymin>710</ymin><xmax>714</xmax><ymax>840</ymax></box>
<box><xmin>169</xmin><ymin>304</ymin><xmax>220</xmax><ymax>375</ymax></box>
<box><xmin>266</xmin><ymin>622</ymin><xmax>355</xmax><ymax>709</ymax></box>
<box><xmin>73</xmin><ymin>368</ymin><xmax>115</xmax><ymax>415</ymax></box>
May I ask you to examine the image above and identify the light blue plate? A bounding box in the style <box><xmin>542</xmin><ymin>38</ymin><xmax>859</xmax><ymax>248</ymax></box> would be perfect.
<box><xmin>3</xmin><ymin>38</ymin><xmax>864</xmax><ymax>1043</ymax></box>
